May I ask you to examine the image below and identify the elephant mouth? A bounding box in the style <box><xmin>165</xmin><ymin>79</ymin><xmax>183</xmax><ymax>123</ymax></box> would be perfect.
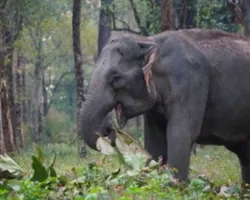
<box><xmin>114</xmin><ymin>102</ymin><xmax>127</xmax><ymax>129</ymax></box>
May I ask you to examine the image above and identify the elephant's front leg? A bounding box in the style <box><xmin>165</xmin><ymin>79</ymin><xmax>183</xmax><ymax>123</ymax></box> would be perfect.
<box><xmin>144</xmin><ymin>111</ymin><xmax>167</xmax><ymax>163</ymax></box>
<box><xmin>166</xmin><ymin>96</ymin><xmax>207</xmax><ymax>181</ymax></box>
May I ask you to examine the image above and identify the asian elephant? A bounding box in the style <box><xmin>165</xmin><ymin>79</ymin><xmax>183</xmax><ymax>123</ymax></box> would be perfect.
<box><xmin>80</xmin><ymin>28</ymin><xmax>250</xmax><ymax>184</ymax></box>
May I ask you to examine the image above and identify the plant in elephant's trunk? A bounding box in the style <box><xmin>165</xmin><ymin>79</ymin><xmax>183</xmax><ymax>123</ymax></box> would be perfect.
<box><xmin>96</xmin><ymin>124</ymin><xmax>153</xmax><ymax>165</ymax></box>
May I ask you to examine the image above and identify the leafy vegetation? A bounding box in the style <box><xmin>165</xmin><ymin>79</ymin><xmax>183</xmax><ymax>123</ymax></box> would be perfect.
<box><xmin>0</xmin><ymin>144</ymin><xmax>249</xmax><ymax>200</ymax></box>
<box><xmin>195</xmin><ymin>0</ymin><xmax>241</xmax><ymax>32</ymax></box>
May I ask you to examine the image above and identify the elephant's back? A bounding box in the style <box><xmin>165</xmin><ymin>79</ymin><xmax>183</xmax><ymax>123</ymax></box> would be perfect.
<box><xmin>179</xmin><ymin>29</ymin><xmax>250</xmax><ymax>142</ymax></box>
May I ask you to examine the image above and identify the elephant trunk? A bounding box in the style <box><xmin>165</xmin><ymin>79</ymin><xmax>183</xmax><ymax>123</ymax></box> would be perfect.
<box><xmin>79</xmin><ymin>89</ymin><xmax>115</xmax><ymax>150</ymax></box>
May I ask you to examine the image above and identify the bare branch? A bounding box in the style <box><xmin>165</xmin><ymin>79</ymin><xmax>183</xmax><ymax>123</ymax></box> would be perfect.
<box><xmin>112</xmin><ymin>27</ymin><xmax>141</xmax><ymax>35</ymax></box>
<box><xmin>110</xmin><ymin>3</ymin><xmax>117</xmax><ymax>29</ymax></box>
<box><xmin>128</xmin><ymin>0</ymin><xmax>148</xmax><ymax>36</ymax></box>
<box><xmin>115</xmin><ymin>17</ymin><xmax>133</xmax><ymax>29</ymax></box>
<box><xmin>45</xmin><ymin>71</ymin><xmax>74</xmax><ymax>115</ymax></box>
<box><xmin>42</xmin><ymin>41</ymin><xmax>63</xmax><ymax>69</ymax></box>
<box><xmin>109</xmin><ymin>6</ymin><xmax>141</xmax><ymax>35</ymax></box>
<box><xmin>28</xmin><ymin>27</ymin><xmax>42</xmax><ymax>53</ymax></box>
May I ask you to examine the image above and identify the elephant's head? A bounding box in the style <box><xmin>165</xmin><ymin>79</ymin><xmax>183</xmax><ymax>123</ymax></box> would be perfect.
<box><xmin>80</xmin><ymin>35</ymin><xmax>158</xmax><ymax>150</ymax></box>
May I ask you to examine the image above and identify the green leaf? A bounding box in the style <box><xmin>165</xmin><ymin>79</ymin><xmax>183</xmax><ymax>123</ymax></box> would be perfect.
<box><xmin>0</xmin><ymin>154</ymin><xmax>24</xmax><ymax>180</ymax></box>
<box><xmin>85</xmin><ymin>193</ymin><xmax>98</xmax><ymax>200</ymax></box>
<box><xmin>47</xmin><ymin>154</ymin><xmax>57</xmax><ymax>177</ymax></box>
<box><xmin>71</xmin><ymin>176</ymin><xmax>86</xmax><ymax>184</ymax></box>
<box><xmin>0</xmin><ymin>181</ymin><xmax>14</xmax><ymax>193</ymax></box>
<box><xmin>35</xmin><ymin>146</ymin><xmax>44</xmax><ymax>164</ymax></box>
<box><xmin>123</xmin><ymin>154</ymin><xmax>148</xmax><ymax>171</ymax></box>
<box><xmin>111</xmin><ymin>168</ymin><xmax>121</xmax><ymax>178</ymax></box>
<box><xmin>30</xmin><ymin>156</ymin><xmax>48</xmax><ymax>182</ymax></box>
<box><xmin>49</xmin><ymin>167</ymin><xmax>57</xmax><ymax>178</ymax></box>
<box><xmin>6</xmin><ymin>180</ymin><xmax>21</xmax><ymax>192</ymax></box>
<box><xmin>58</xmin><ymin>175</ymin><xmax>68</xmax><ymax>185</ymax></box>
<box><xmin>230</xmin><ymin>186</ymin><xmax>240</xmax><ymax>194</ymax></box>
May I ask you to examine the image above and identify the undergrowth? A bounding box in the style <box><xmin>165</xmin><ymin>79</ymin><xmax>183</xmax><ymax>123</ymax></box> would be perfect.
<box><xmin>0</xmin><ymin>144</ymin><xmax>249</xmax><ymax>200</ymax></box>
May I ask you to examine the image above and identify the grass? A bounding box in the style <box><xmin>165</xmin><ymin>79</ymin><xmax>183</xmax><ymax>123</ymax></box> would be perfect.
<box><xmin>13</xmin><ymin>143</ymin><xmax>240</xmax><ymax>184</ymax></box>
<box><xmin>1</xmin><ymin>143</ymin><xmax>244</xmax><ymax>200</ymax></box>
<box><xmin>12</xmin><ymin>143</ymin><xmax>121</xmax><ymax>179</ymax></box>
<box><xmin>190</xmin><ymin>146</ymin><xmax>240</xmax><ymax>185</ymax></box>
<box><xmin>19</xmin><ymin>117</ymin><xmax>242</xmax><ymax>186</ymax></box>
<box><xmin>13</xmin><ymin>143</ymin><xmax>240</xmax><ymax>185</ymax></box>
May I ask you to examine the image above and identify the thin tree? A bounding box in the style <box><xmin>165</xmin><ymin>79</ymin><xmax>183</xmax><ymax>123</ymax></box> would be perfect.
<box><xmin>226</xmin><ymin>0</ymin><xmax>250</xmax><ymax>36</ymax></box>
<box><xmin>72</xmin><ymin>0</ymin><xmax>87</xmax><ymax>157</ymax></box>
<box><xmin>0</xmin><ymin>84</ymin><xmax>5</xmax><ymax>154</ymax></box>
<box><xmin>0</xmin><ymin>1</ymin><xmax>24</xmax><ymax>152</ymax></box>
<box><xmin>227</xmin><ymin>0</ymin><xmax>244</xmax><ymax>24</ymax></box>
<box><xmin>243</xmin><ymin>0</ymin><xmax>250</xmax><ymax>36</ymax></box>
<box><xmin>15</xmin><ymin>50</ymin><xmax>25</xmax><ymax>149</ymax></box>
<box><xmin>98</xmin><ymin>0</ymin><xmax>113</xmax><ymax>57</ymax></box>
<box><xmin>161</xmin><ymin>0</ymin><xmax>177</xmax><ymax>31</ymax></box>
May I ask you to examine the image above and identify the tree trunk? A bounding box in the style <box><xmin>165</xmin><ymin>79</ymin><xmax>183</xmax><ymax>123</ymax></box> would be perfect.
<box><xmin>98</xmin><ymin>0</ymin><xmax>113</xmax><ymax>57</ymax></box>
<box><xmin>0</xmin><ymin>1</ymin><xmax>25</xmax><ymax>153</ymax></box>
<box><xmin>6</xmin><ymin>51</ymin><xmax>16</xmax><ymax>147</ymax></box>
<box><xmin>38</xmin><ymin>106</ymin><xmax>43</xmax><ymax>141</ymax></box>
<box><xmin>3</xmin><ymin>29</ymin><xmax>17</xmax><ymax>150</ymax></box>
<box><xmin>21</xmin><ymin>58</ymin><xmax>27</xmax><ymax>124</ymax></box>
<box><xmin>31</xmin><ymin>58</ymin><xmax>43</xmax><ymax>143</ymax></box>
<box><xmin>0</xmin><ymin>80</ymin><xmax>15</xmax><ymax>153</ymax></box>
<box><xmin>42</xmin><ymin>74</ymin><xmax>48</xmax><ymax>116</ymax></box>
<box><xmin>0</xmin><ymin>27</ymin><xmax>16</xmax><ymax>153</ymax></box>
<box><xmin>0</xmin><ymin>82</ymin><xmax>6</xmax><ymax>154</ymax></box>
<box><xmin>226</xmin><ymin>0</ymin><xmax>250</xmax><ymax>36</ymax></box>
<box><xmin>178</xmin><ymin>0</ymin><xmax>197</xmax><ymax>29</ymax></box>
<box><xmin>72</xmin><ymin>0</ymin><xmax>87</xmax><ymax>157</ymax></box>
<box><xmin>15</xmin><ymin>52</ymin><xmax>24</xmax><ymax>149</ymax></box>
<box><xmin>154</xmin><ymin>0</ymin><xmax>162</xmax><ymax>6</ymax></box>
<box><xmin>185</xmin><ymin>0</ymin><xmax>197</xmax><ymax>28</ymax></box>
<box><xmin>227</xmin><ymin>0</ymin><xmax>244</xmax><ymax>25</ymax></box>
<box><xmin>179</xmin><ymin>0</ymin><xmax>187</xmax><ymax>29</ymax></box>
<box><xmin>244</xmin><ymin>0</ymin><xmax>250</xmax><ymax>36</ymax></box>
<box><xmin>161</xmin><ymin>0</ymin><xmax>177</xmax><ymax>31</ymax></box>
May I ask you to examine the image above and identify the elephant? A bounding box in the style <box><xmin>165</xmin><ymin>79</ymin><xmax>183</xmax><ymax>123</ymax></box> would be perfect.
<box><xmin>80</xmin><ymin>28</ymin><xmax>250</xmax><ymax>184</ymax></box>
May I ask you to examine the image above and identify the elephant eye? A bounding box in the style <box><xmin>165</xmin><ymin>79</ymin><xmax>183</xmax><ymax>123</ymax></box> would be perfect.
<box><xmin>117</xmin><ymin>48</ymin><xmax>124</xmax><ymax>56</ymax></box>
<box><xmin>110</xmin><ymin>72</ymin><xmax>124</xmax><ymax>89</ymax></box>
<box><xmin>110</xmin><ymin>73</ymin><xmax>120</xmax><ymax>84</ymax></box>
<box><xmin>112</xmin><ymin>74</ymin><xmax>120</xmax><ymax>82</ymax></box>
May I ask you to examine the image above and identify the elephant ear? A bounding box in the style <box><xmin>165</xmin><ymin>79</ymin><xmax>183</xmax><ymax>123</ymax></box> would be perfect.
<box><xmin>138</xmin><ymin>41</ymin><xmax>157</xmax><ymax>94</ymax></box>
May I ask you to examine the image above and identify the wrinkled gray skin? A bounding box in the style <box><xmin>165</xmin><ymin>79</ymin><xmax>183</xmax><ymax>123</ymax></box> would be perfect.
<box><xmin>80</xmin><ymin>28</ymin><xmax>250</xmax><ymax>184</ymax></box>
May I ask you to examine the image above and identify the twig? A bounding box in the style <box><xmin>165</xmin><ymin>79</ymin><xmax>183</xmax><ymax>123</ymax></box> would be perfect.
<box><xmin>128</xmin><ymin>0</ymin><xmax>149</xmax><ymax>36</ymax></box>
<box><xmin>45</xmin><ymin>71</ymin><xmax>74</xmax><ymax>115</ymax></box>
<box><xmin>109</xmin><ymin>7</ymin><xmax>141</xmax><ymax>35</ymax></box>
<box><xmin>111</xmin><ymin>28</ymin><xmax>141</xmax><ymax>35</ymax></box>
